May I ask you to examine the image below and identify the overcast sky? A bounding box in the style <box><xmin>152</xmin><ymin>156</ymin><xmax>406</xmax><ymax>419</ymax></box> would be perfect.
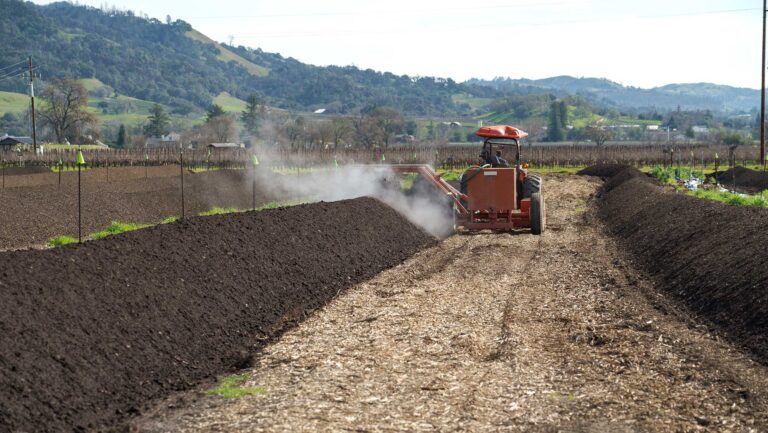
<box><xmin>32</xmin><ymin>0</ymin><xmax>762</xmax><ymax>89</ymax></box>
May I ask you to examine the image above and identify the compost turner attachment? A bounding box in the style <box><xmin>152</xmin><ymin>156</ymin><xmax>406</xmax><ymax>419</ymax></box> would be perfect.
<box><xmin>388</xmin><ymin>125</ymin><xmax>545</xmax><ymax>234</ymax></box>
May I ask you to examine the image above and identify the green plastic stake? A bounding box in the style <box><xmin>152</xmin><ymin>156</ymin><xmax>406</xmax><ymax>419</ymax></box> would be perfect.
<box><xmin>252</xmin><ymin>155</ymin><xmax>259</xmax><ymax>167</ymax></box>
<box><xmin>333</xmin><ymin>159</ymin><xmax>338</xmax><ymax>168</ymax></box>
<box><xmin>76</xmin><ymin>151</ymin><xmax>86</xmax><ymax>166</ymax></box>
<box><xmin>381</xmin><ymin>154</ymin><xmax>386</xmax><ymax>162</ymax></box>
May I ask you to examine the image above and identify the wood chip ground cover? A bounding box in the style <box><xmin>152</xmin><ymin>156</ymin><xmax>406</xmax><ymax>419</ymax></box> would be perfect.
<box><xmin>133</xmin><ymin>174</ymin><xmax>768</xmax><ymax>432</ymax></box>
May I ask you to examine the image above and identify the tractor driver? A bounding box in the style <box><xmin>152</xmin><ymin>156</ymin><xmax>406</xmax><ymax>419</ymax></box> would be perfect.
<box><xmin>479</xmin><ymin>148</ymin><xmax>492</xmax><ymax>166</ymax></box>
<box><xmin>494</xmin><ymin>150</ymin><xmax>509</xmax><ymax>167</ymax></box>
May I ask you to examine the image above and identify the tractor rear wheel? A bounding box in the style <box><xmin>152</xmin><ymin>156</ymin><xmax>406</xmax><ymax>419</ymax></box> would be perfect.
<box><xmin>522</xmin><ymin>174</ymin><xmax>542</xmax><ymax>199</ymax></box>
<box><xmin>530</xmin><ymin>192</ymin><xmax>545</xmax><ymax>235</ymax></box>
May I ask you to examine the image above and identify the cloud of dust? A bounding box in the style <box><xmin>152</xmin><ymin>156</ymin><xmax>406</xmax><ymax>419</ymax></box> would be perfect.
<box><xmin>251</xmin><ymin>163</ymin><xmax>455</xmax><ymax>239</ymax></box>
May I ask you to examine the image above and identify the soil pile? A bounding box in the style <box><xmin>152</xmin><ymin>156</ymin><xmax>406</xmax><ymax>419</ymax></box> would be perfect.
<box><xmin>714</xmin><ymin>166</ymin><xmax>768</xmax><ymax>193</ymax></box>
<box><xmin>0</xmin><ymin>198</ymin><xmax>435</xmax><ymax>433</ymax></box>
<box><xmin>576</xmin><ymin>164</ymin><xmax>632</xmax><ymax>178</ymax></box>
<box><xmin>588</xmin><ymin>166</ymin><xmax>768</xmax><ymax>362</ymax></box>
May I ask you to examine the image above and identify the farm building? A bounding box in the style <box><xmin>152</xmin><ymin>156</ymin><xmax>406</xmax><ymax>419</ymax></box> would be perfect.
<box><xmin>207</xmin><ymin>143</ymin><xmax>243</xmax><ymax>149</ymax></box>
<box><xmin>146</xmin><ymin>133</ymin><xmax>182</xmax><ymax>148</ymax></box>
<box><xmin>0</xmin><ymin>135</ymin><xmax>33</xmax><ymax>150</ymax></box>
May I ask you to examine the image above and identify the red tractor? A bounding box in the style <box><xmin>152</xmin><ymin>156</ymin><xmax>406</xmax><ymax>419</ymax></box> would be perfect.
<box><xmin>391</xmin><ymin>125</ymin><xmax>545</xmax><ymax>234</ymax></box>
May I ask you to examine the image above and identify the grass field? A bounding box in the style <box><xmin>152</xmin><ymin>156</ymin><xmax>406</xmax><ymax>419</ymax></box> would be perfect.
<box><xmin>77</xmin><ymin>78</ymin><xmax>207</xmax><ymax>127</ymax></box>
<box><xmin>0</xmin><ymin>91</ymin><xmax>29</xmax><ymax>115</ymax></box>
<box><xmin>0</xmin><ymin>86</ymin><xmax>179</xmax><ymax>127</ymax></box>
<box><xmin>80</xmin><ymin>78</ymin><xmax>108</xmax><ymax>92</ymax></box>
<box><xmin>213</xmin><ymin>92</ymin><xmax>247</xmax><ymax>112</ymax></box>
<box><xmin>185</xmin><ymin>30</ymin><xmax>269</xmax><ymax>77</ymax></box>
<box><xmin>451</xmin><ymin>93</ymin><xmax>493</xmax><ymax>111</ymax></box>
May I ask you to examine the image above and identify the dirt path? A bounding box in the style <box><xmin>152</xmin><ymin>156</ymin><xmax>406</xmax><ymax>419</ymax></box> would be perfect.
<box><xmin>134</xmin><ymin>174</ymin><xmax>768</xmax><ymax>432</ymax></box>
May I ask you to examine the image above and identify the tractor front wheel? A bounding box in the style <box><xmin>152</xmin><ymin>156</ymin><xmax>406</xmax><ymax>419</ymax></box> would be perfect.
<box><xmin>530</xmin><ymin>192</ymin><xmax>545</xmax><ymax>235</ymax></box>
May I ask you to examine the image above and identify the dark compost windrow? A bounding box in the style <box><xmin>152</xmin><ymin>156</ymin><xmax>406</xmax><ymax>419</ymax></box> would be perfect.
<box><xmin>583</xmin><ymin>165</ymin><xmax>768</xmax><ymax>362</ymax></box>
<box><xmin>713</xmin><ymin>166</ymin><xmax>768</xmax><ymax>193</ymax></box>
<box><xmin>0</xmin><ymin>197</ymin><xmax>435</xmax><ymax>433</ymax></box>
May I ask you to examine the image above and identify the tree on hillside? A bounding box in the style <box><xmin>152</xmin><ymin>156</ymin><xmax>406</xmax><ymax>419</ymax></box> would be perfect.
<box><xmin>39</xmin><ymin>78</ymin><xmax>98</xmax><ymax>144</ymax></box>
<box><xmin>240</xmin><ymin>95</ymin><xmax>261</xmax><ymax>135</ymax></box>
<box><xmin>585</xmin><ymin>125</ymin><xmax>612</xmax><ymax>146</ymax></box>
<box><xmin>330</xmin><ymin>117</ymin><xmax>352</xmax><ymax>148</ymax></box>
<box><xmin>366</xmin><ymin>107</ymin><xmax>405</xmax><ymax>148</ymax></box>
<box><xmin>286</xmin><ymin>116</ymin><xmax>307</xmax><ymax>148</ymax></box>
<box><xmin>203</xmin><ymin>116</ymin><xmax>238</xmax><ymax>143</ymax></box>
<box><xmin>405</xmin><ymin>120</ymin><xmax>418</xmax><ymax>136</ymax></box>
<box><xmin>558</xmin><ymin>101</ymin><xmax>568</xmax><ymax>129</ymax></box>
<box><xmin>206</xmin><ymin>104</ymin><xmax>226</xmax><ymax>122</ymax></box>
<box><xmin>426</xmin><ymin>120</ymin><xmax>435</xmax><ymax>141</ymax></box>
<box><xmin>547</xmin><ymin>101</ymin><xmax>565</xmax><ymax>142</ymax></box>
<box><xmin>353</xmin><ymin>115</ymin><xmax>380</xmax><ymax>149</ymax></box>
<box><xmin>314</xmin><ymin>121</ymin><xmax>335</xmax><ymax>149</ymax></box>
<box><xmin>116</xmin><ymin>124</ymin><xmax>127</xmax><ymax>148</ymax></box>
<box><xmin>144</xmin><ymin>104</ymin><xmax>170</xmax><ymax>137</ymax></box>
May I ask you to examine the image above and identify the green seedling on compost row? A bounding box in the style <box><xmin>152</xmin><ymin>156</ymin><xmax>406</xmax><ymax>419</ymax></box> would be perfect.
<box><xmin>46</xmin><ymin>221</ymin><xmax>152</xmax><ymax>246</ymax></box>
<box><xmin>47</xmin><ymin>236</ymin><xmax>78</xmax><ymax>247</ymax></box>
<box><xmin>91</xmin><ymin>221</ymin><xmax>152</xmax><ymax>239</ymax></box>
<box><xmin>255</xmin><ymin>199</ymin><xmax>312</xmax><ymax>211</ymax></box>
<box><xmin>199</xmin><ymin>200</ymin><xmax>312</xmax><ymax>215</ymax></box>
<box><xmin>45</xmin><ymin>200</ymin><xmax>313</xmax><ymax>247</ymax></box>
<box><xmin>206</xmin><ymin>373</ymin><xmax>265</xmax><ymax>398</ymax></box>
<box><xmin>198</xmin><ymin>207</ymin><xmax>240</xmax><ymax>216</ymax></box>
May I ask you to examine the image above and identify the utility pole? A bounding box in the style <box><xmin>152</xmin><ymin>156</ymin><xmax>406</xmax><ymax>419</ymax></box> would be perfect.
<box><xmin>762</xmin><ymin>0</ymin><xmax>767</xmax><ymax>168</ymax></box>
<box><xmin>28</xmin><ymin>56</ymin><xmax>37</xmax><ymax>154</ymax></box>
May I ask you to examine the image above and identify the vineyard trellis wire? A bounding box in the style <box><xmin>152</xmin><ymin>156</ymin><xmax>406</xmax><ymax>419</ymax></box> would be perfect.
<box><xmin>0</xmin><ymin>144</ymin><xmax>760</xmax><ymax>171</ymax></box>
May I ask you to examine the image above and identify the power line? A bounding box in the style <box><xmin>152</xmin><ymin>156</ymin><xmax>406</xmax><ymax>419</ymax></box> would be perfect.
<box><xmin>0</xmin><ymin>66</ymin><xmax>41</xmax><ymax>83</ymax></box>
<box><xmin>0</xmin><ymin>67</ymin><xmax>27</xmax><ymax>80</ymax></box>
<box><xmin>224</xmin><ymin>7</ymin><xmax>758</xmax><ymax>39</ymax></box>
<box><xmin>0</xmin><ymin>70</ymin><xmax>26</xmax><ymax>82</ymax></box>
<box><xmin>185</xmin><ymin>1</ymin><xmax>571</xmax><ymax>20</ymax></box>
<box><xmin>0</xmin><ymin>59</ymin><xmax>27</xmax><ymax>73</ymax></box>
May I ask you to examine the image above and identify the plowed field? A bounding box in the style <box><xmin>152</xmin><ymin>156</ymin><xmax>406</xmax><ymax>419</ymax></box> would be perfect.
<box><xmin>0</xmin><ymin>167</ymin><xmax>277</xmax><ymax>250</ymax></box>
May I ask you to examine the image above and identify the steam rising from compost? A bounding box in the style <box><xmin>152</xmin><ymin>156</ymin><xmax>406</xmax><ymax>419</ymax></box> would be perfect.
<box><xmin>252</xmin><ymin>165</ymin><xmax>454</xmax><ymax>238</ymax></box>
